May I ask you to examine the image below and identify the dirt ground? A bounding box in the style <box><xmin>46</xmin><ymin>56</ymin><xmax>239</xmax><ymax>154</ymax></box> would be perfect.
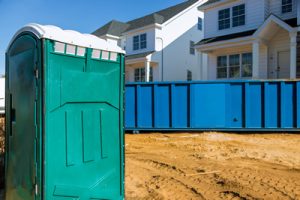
<box><xmin>125</xmin><ymin>133</ymin><xmax>300</xmax><ymax>200</ymax></box>
<box><xmin>1</xmin><ymin>119</ymin><xmax>300</xmax><ymax>200</ymax></box>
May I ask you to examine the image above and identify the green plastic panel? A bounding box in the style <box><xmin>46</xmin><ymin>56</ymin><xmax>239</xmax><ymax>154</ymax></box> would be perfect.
<box><xmin>5</xmin><ymin>34</ymin><xmax>42</xmax><ymax>200</ymax></box>
<box><xmin>5</xmin><ymin>35</ymin><xmax>124</xmax><ymax>200</ymax></box>
<box><xmin>43</xmin><ymin>40</ymin><xmax>125</xmax><ymax>200</ymax></box>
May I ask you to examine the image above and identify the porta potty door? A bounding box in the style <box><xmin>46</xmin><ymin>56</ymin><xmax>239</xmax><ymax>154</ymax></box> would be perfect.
<box><xmin>5</xmin><ymin>34</ymin><xmax>42</xmax><ymax>200</ymax></box>
<box><xmin>43</xmin><ymin>39</ymin><xmax>124</xmax><ymax>200</ymax></box>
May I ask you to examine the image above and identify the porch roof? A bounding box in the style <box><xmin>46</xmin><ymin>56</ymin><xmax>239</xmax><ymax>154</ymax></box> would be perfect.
<box><xmin>196</xmin><ymin>29</ymin><xmax>256</xmax><ymax>46</ymax></box>
<box><xmin>196</xmin><ymin>17</ymin><xmax>297</xmax><ymax>46</ymax></box>
<box><xmin>126</xmin><ymin>51</ymin><xmax>155</xmax><ymax>60</ymax></box>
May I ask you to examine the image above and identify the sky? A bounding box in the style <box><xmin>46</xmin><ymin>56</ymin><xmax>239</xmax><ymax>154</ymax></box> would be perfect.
<box><xmin>0</xmin><ymin>0</ymin><xmax>184</xmax><ymax>75</ymax></box>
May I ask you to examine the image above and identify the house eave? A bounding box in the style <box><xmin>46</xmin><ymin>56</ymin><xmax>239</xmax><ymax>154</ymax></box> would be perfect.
<box><xmin>195</xmin><ymin>36</ymin><xmax>254</xmax><ymax>52</ymax></box>
<box><xmin>253</xmin><ymin>15</ymin><xmax>297</xmax><ymax>38</ymax></box>
<box><xmin>122</xmin><ymin>23</ymin><xmax>162</xmax><ymax>35</ymax></box>
<box><xmin>198</xmin><ymin>0</ymin><xmax>238</xmax><ymax>11</ymax></box>
<box><xmin>125</xmin><ymin>57</ymin><xmax>148</xmax><ymax>65</ymax></box>
<box><xmin>104</xmin><ymin>34</ymin><xmax>121</xmax><ymax>40</ymax></box>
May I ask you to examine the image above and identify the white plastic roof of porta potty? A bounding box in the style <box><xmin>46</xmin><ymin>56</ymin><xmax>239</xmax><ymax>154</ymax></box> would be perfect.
<box><xmin>0</xmin><ymin>78</ymin><xmax>4</xmax><ymax>114</ymax></box>
<box><xmin>8</xmin><ymin>23</ymin><xmax>125</xmax><ymax>54</ymax></box>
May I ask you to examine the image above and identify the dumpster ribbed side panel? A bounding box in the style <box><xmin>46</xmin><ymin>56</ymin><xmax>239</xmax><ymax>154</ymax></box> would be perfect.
<box><xmin>264</xmin><ymin>82</ymin><xmax>280</xmax><ymax>128</ymax></box>
<box><xmin>125</xmin><ymin>81</ymin><xmax>300</xmax><ymax>131</ymax></box>
<box><xmin>125</xmin><ymin>85</ymin><xmax>136</xmax><ymax>128</ymax></box>
<box><xmin>154</xmin><ymin>85</ymin><xmax>171</xmax><ymax>128</ymax></box>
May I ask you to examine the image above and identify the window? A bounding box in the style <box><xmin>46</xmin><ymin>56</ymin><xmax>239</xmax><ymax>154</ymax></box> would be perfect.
<box><xmin>198</xmin><ymin>17</ymin><xmax>203</xmax><ymax>30</ymax></box>
<box><xmin>232</xmin><ymin>4</ymin><xmax>245</xmax><ymax>27</ymax></box>
<box><xmin>242</xmin><ymin>53</ymin><xmax>252</xmax><ymax>77</ymax></box>
<box><xmin>133</xmin><ymin>33</ymin><xmax>147</xmax><ymax>51</ymax></box>
<box><xmin>187</xmin><ymin>70</ymin><xmax>192</xmax><ymax>81</ymax></box>
<box><xmin>229</xmin><ymin>54</ymin><xmax>240</xmax><ymax>78</ymax></box>
<box><xmin>219</xmin><ymin>8</ymin><xmax>230</xmax><ymax>30</ymax></box>
<box><xmin>134</xmin><ymin>67</ymin><xmax>153</xmax><ymax>82</ymax></box>
<box><xmin>134</xmin><ymin>68</ymin><xmax>145</xmax><ymax>82</ymax></box>
<box><xmin>149</xmin><ymin>67</ymin><xmax>153</xmax><ymax>81</ymax></box>
<box><xmin>217</xmin><ymin>53</ymin><xmax>253</xmax><ymax>79</ymax></box>
<box><xmin>133</xmin><ymin>35</ymin><xmax>139</xmax><ymax>50</ymax></box>
<box><xmin>190</xmin><ymin>41</ymin><xmax>195</xmax><ymax>55</ymax></box>
<box><xmin>282</xmin><ymin>0</ymin><xmax>292</xmax><ymax>13</ymax></box>
<box><xmin>217</xmin><ymin>56</ymin><xmax>227</xmax><ymax>78</ymax></box>
<box><xmin>140</xmin><ymin>34</ymin><xmax>147</xmax><ymax>49</ymax></box>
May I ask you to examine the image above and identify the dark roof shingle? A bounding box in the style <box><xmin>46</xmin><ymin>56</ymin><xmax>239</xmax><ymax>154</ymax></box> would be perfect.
<box><xmin>196</xmin><ymin>17</ymin><xmax>298</xmax><ymax>46</ymax></box>
<box><xmin>92</xmin><ymin>20</ymin><xmax>130</xmax><ymax>37</ymax></box>
<box><xmin>196</xmin><ymin>29</ymin><xmax>256</xmax><ymax>46</ymax></box>
<box><xmin>125</xmin><ymin>51</ymin><xmax>155</xmax><ymax>60</ymax></box>
<box><xmin>93</xmin><ymin>0</ymin><xmax>199</xmax><ymax>36</ymax></box>
<box><xmin>285</xmin><ymin>17</ymin><xmax>298</xmax><ymax>27</ymax></box>
<box><xmin>126</xmin><ymin>0</ymin><xmax>198</xmax><ymax>32</ymax></box>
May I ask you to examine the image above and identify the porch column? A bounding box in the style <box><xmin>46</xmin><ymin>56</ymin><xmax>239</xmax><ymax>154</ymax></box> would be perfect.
<box><xmin>145</xmin><ymin>60</ymin><xmax>151</xmax><ymax>82</ymax></box>
<box><xmin>252</xmin><ymin>39</ymin><xmax>260</xmax><ymax>79</ymax></box>
<box><xmin>289</xmin><ymin>32</ymin><xmax>297</xmax><ymax>79</ymax></box>
<box><xmin>198</xmin><ymin>52</ymin><xmax>203</xmax><ymax>80</ymax></box>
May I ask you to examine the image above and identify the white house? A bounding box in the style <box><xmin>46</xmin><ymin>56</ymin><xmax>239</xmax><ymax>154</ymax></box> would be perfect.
<box><xmin>195</xmin><ymin>0</ymin><xmax>300</xmax><ymax>80</ymax></box>
<box><xmin>0</xmin><ymin>77</ymin><xmax>4</xmax><ymax>115</ymax></box>
<box><xmin>93</xmin><ymin>0</ymin><xmax>207</xmax><ymax>82</ymax></box>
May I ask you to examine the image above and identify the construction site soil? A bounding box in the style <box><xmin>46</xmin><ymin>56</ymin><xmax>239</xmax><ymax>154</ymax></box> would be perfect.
<box><xmin>0</xmin><ymin>117</ymin><xmax>299</xmax><ymax>199</ymax></box>
<box><xmin>125</xmin><ymin>132</ymin><xmax>300</xmax><ymax>200</ymax></box>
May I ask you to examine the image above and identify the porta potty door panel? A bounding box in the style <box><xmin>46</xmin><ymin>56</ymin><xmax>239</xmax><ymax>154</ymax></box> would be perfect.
<box><xmin>5</xmin><ymin>34</ymin><xmax>41</xmax><ymax>199</ymax></box>
<box><xmin>43</xmin><ymin>40</ymin><xmax>124</xmax><ymax>199</ymax></box>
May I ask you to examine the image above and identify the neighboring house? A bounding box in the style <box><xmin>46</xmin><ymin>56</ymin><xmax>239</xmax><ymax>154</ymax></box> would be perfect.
<box><xmin>93</xmin><ymin>0</ymin><xmax>207</xmax><ymax>82</ymax></box>
<box><xmin>195</xmin><ymin>0</ymin><xmax>300</xmax><ymax>80</ymax></box>
<box><xmin>0</xmin><ymin>77</ymin><xmax>4</xmax><ymax>115</ymax></box>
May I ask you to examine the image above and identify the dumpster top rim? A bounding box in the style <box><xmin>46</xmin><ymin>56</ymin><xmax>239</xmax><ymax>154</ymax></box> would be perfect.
<box><xmin>7</xmin><ymin>23</ymin><xmax>125</xmax><ymax>54</ymax></box>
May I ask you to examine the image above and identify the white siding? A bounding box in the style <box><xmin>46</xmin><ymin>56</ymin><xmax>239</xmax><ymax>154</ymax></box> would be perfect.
<box><xmin>125</xmin><ymin>29</ymin><xmax>156</xmax><ymax>55</ymax></box>
<box><xmin>204</xmin><ymin>0</ymin><xmax>265</xmax><ymax>38</ymax></box>
<box><xmin>268</xmin><ymin>0</ymin><xmax>297</xmax><ymax>20</ymax></box>
<box><xmin>150</xmin><ymin>1</ymin><xmax>205</xmax><ymax>81</ymax></box>
<box><xmin>268</xmin><ymin>29</ymin><xmax>290</xmax><ymax>78</ymax></box>
<box><xmin>105</xmin><ymin>38</ymin><xmax>119</xmax><ymax>47</ymax></box>
<box><xmin>207</xmin><ymin>54</ymin><xmax>217</xmax><ymax>80</ymax></box>
<box><xmin>205</xmin><ymin>44</ymin><xmax>268</xmax><ymax>80</ymax></box>
<box><xmin>264</xmin><ymin>0</ymin><xmax>270</xmax><ymax>19</ymax></box>
<box><xmin>259</xmin><ymin>45</ymin><xmax>268</xmax><ymax>79</ymax></box>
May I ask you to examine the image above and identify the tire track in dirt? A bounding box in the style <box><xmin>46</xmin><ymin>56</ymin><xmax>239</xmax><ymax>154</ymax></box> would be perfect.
<box><xmin>214</xmin><ymin>165</ymin><xmax>300</xmax><ymax>199</ymax></box>
<box><xmin>129</xmin><ymin>157</ymin><xmax>206</xmax><ymax>200</ymax></box>
<box><xmin>146</xmin><ymin>175</ymin><xmax>205</xmax><ymax>200</ymax></box>
<box><xmin>125</xmin><ymin>133</ymin><xmax>300</xmax><ymax>200</ymax></box>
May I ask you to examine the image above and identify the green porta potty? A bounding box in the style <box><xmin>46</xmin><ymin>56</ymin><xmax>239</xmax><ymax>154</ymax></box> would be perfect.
<box><xmin>5</xmin><ymin>23</ymin><xmax>125</xmax><ymax>200</ymax></box>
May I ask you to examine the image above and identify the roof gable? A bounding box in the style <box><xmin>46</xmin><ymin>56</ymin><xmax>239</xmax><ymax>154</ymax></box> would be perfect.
<box><xmin>93</xmin><ymin>0</ymin><xmax>200</xmax><ymax>36</ymax></box>
<box><xmin>92</xmin><ymin>20</ymin><xmax>130</xmax><ymax>37</ymax></box>
<box><xmin>198</xmin><ymin>0</ymin><xmax>222</xmax><ymax>10</ymax></box>
<box><xmin>127</xmin><ymin>0</ymin><xmax>199</xmax><ymax>31</ymax></box>
<box><xmin>196</xmin><ymin>29</ymin><xmax>256</xmax><ymax>46</ymax></box>
<box><xmin>253</xmin><ymin>15</ymin><xmax>297</xmax><ymax>38</ymax></box>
